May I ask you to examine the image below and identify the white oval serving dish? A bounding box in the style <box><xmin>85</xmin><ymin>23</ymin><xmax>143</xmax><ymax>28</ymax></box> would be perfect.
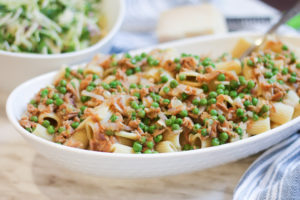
<box><xmin>0</xmin><ymin>0</ymin><xmax>125</xmax><ymax>93</ymax></box>
<box><xmin>6</xmin><ymin>33</ymin><xmax>300</xmax><ymax>178</ymax></box>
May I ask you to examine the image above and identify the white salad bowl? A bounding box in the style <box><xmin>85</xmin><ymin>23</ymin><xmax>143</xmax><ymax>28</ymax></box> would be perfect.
<box><xmin>0</xmin><ymin>0</ymin><xmax>125</xmax><ymax>93</ymax></box>
<box><xmin>6</xmin><ymin>33</ymin><xmax>300</xmax><ymax>178</ymax></box>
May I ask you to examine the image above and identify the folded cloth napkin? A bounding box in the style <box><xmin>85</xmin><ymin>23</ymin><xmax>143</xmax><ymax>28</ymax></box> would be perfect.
<box><xmin>233</xmin><ymin>133</ymin><xmax>300</xmax><ymax>200</ymax></box>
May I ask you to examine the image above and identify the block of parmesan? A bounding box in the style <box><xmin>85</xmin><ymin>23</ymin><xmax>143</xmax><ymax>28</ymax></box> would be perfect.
<box><xmin>156</xmin><ymin>4</ymin><xmax>227</xmax><ymax>42</ymax></box>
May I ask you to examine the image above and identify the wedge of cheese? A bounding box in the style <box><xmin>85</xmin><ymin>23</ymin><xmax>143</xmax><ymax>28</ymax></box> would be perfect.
<box><xmin>156</xmin><ymin>4</ymin><xmax>227</xmax><ymax>42</ymax></box>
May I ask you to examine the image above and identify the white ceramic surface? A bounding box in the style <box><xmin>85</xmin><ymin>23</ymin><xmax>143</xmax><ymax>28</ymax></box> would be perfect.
<box><xmin>0</xmin><ymin>0</ymin><xmax>125</xmax><ymax>93</ymax></box>
<box><xmin>6</xmin><ymin>33</ymin><xmax>300</xmax><ymax>178</ymax></box>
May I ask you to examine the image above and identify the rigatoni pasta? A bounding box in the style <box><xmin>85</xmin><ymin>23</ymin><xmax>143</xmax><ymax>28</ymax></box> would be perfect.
<box><xmin>20</xmin><ymin>37</ymin><xmax>300</xmax><ymax>154</ymax></box>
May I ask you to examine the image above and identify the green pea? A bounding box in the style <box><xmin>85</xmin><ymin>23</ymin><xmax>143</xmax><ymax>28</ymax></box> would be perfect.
<box><xmin>260</xmin><ymin>105</ymin><xmax>269</xmax><ymax>113</ymax></box>
<box><xmin>30</xmin><ymin>100</ymin><xmax>37</xmax><ymax>106</ymax></box>
<box><xmin>175</xmin><ymin>63</ymin><xmax>181</xmax><ymax>71</ymax></box>
<box><xmin>247</xmin><ymin>80</ymin><xmax>255</xmax><ymax>89</ymax></box>
<box><xmin>253</xmin><ymin>113</ymin><xmax>259</xmax><ymax>121</ymax></box>
<box><xmin>282</xmin><ymin>44</ymin><xmax>288</xmax><ymax>51</ymax></box>
<box><xmin>264</xmin><ymin>71</ymin><xmax>273</xmax><ymax>78</ymax></box>
<box><xmin>110</xmin><ymin>114</ymin><xmax>118</xmax><ymax>122</ymax></box>
<box><xmin>210</xmin><ymin>109</ymin><xmax>218</xmax><ymax>116</ymax></box>
<box><xmin>239</xmin><ymin>76</ymin><xmax>247</xmax><ymax>85</ymax></box>
<box><xmin>174</xmin><ymin>57</ymin><xmax>180</xmax><ymax>63</ymax></box>
<box><xmin>60</xmin><ymin>79</ymin><xmax>67</xmax><ymax>87</ymax></box>
<box><xmin>219</xmin><ymin>132</ymin><xmax>228</xmax><ymax>142</ymax></box>
<box><xmin>244</xmin><ymin>100</ymin><xmax>251</xmax><ymax>107</ymax></box>
<box><xmin>170</xmin><ymin>80</ymin><xmax>179</xmax><ymax>88</ymax></box>
<box><xmin>71</xmin><ymin>122</ymin><xmax>79</xmax><ymax>129</ymax></box>
<box><xmin>193</xmin><ymin>124</ymin><xmax>201</xmax><ymax>131</ymax></box>
<box><xmin>217</xmin><ymin>84</ymin><xmax>225</xmax><ymax>90</ymax></box>
<box><xmin>152</xmin><ymin>102</ymin><xmax>159</xmax><ymax>108</ymax></box>
<box><xmin>239</xmin><ymin>93</ymin><xmax>245</xmax><ymax>98</ymax></box>
<box><xmin>192</xmin><ymin>107</ymin><xmax>200</xmax><ymax>115</ymax></box>
<box><xmin>134</xmin><ymin>67</ymin><xmax>141</xmax><ymax>73</ymax></box>
<box><xmin>201</xmin><ymin>128</ymin><xmax>207</xmax><ymax>136</ymax></box>
<box><xmin>163</xmin><ymin>86</ymin><xmax>170</xmax><ymax>94</ymax></box>
<box><xmin>201</xmin><ymin>84</ymin><xmax>209</xmax><ymax>93</ymax></box>
<box><xmin>47</xmin><ymin>125</ymin><xmax>55</xmax><ymax>134</ymax></box>
<box><xmin>86</xmin><ymin>86</ymin><xmax>94</xmax><ymax>92</ymax></box>
<box><xmin>100</xmin><ymin>83</ymin><xmax>110</xmax><ymax>90</ymax></box>
<box><xmin>46</xmin><ymin>99</ymin><xmax>53</xmax><ymax>105</ymax></box>
<box><xmin>277</xmin><ymin>80</ymin><xmax>284</xmax><ymax>85</ymax></box>
<box><xmin>247</xmin><ymin>59</ymin><xmax>254</xmax><ymax>67</ymax></box>
<box><xmin>41</xmin><ymin>89</ymin><xmax>49</xmax><ymax>98</ymax></box>
<box><xmin>138</xmin><ymin>110</ymin><xmax>146</xmax><ymax>118</ymax></box>
<box><xmin>224</xmin><ymin>89</ymin><xmax>229</xmax><ymax>95</ymax></box>
<box><xmin>179</xmin><ymin>110</ymin><xmax>188</xmax><ymax>118</ymax></box>
<box><xmin>202</xmin><ymin>58</ymin><xmax>212</xmax><ymax>66</ymax></box>
<box><xmin>58</xmin><ymin>86</ymin><xmax>67</xmax><ymax>94</ymax></box>
<box><xmin>42</xmin><ymin>120</ymin><xmax>50</xmax><ymax>128</ymax></box>
<box><xmin>183</xmin><ymin>144</ymin><xmax>193</xmax><ymax>151</ymax></box>
<box><xmin>181</xmin><ymin>93</ymin><xmax>188</xmax><ymax>100</ymax></box>
<box><xmin>55</xmin><ymin>98</ymin><xmax>64</xmax><ymax>106</ymax></box>
<box><xmin>230</xmin><ymin>80</ymin><xmax>239</xmax><ymax>89</ymax></box>
<box><xmin>291</xmin><ymin>72</ymin><xmax>297</xmax><ymax>76</ymax></box>
<box><xmin>209</xmin><ymin>91</ymin><xmax>217</xmax><ymax>98</ymax></box>
<box><xmin>217</xmin><ymin>88</ymin><xmax>224</xmax><ymax>95</ymax></box>
<box><xmin>242</xmin><ymin>116</ymin><xmax>248</xmax><ymax>122</ymax></box>
<box><xmin>179</xmin><ymin>74</ymin><xmax>186</xmax><ymax>81</ymax></box>
<box><xmin>172</xmin><ymin>123</ymin><xmax>180</xmax><ymax>131</ymax></box>
<box><xmin>163</xmin><ymin>99</ymin><xmax>170</xmax><ymax>104</ymax></box>
<box><xmin>145</xmin><ymin>144</ymin><xmax>153</xmax><ymax>152</ymax></box>
<box><xmin>281</xmin><ymin>67</ymin><xmax>289</xmax><ymax>75</ymax></box>
<box><xmin>30</xmin><ymin>116</ymin><xmax>38</xmax><ymax>122</ymax></box>
<box><xmin>165</xmin><ymin>119</ymin><xmax>173</xmax><ymax>126</ymax></box>
<box><xmin>131</xmin><ymin>101</ymin><xmax>139</xmax><ymax>110</ymax></box>
<box><xmin>208</xmin><ymin>98</ymin><xmax>216</xmax><ymax>105</ymax></box>
<box><xmin>289</xmin><ymin>76</ymin><xmax>297</xmax><ymax>83</ymax></box>
<box><xmin>199</xmin><ymin>98</ymin><xmax>207</xmax><ymax>106</ymax></box>
<box><xmin>133</xmin><ymin>142</ymin><xmax>143</xmax><ymax>152</ymax></box>
<box><xmin>296</xmin><ymin>63</ymin><xmax>300</xmax><ymax>69</ymax></box>
<box><xmin>211</xmin><ymin>138</ymin><xmax>220</xmax><ymax>146</ymax></box>
<box><xmin>129</xmin><ymin>83</ymin><xmax>137</xmax><ymax>89</ymax></box>
<box><xmin>80</xmin><ymin>96</ymin><xmax>90</xmax><ymax>103</ymax></box>
<box><xmin>133</xmin><ymin>92</ymin><xmax>140</xmax><ymax>99</ymax></box>
<box><xmin>230</xmin><ymin>90</ymin><xmax>237</xmax><ymax>98</ymax></box>
<box><xmin>161</xmin><ymin>75</ymin><xmax>168</xmax><ymax>83</ymax></box>
<box><xmin>148</xmin><ymin>125</ymin><xmax>156</xmax><ymax>134</ymax></box>
<box><xmin>236</xmin><ymin>108</ymin><xmax>244</xmax><ymax>117</ymax></box>
<box><xmin>217</xmin><ymin>73</ymin><xmax>226</xmax><ymax>81</ymax></box>
<box><xmin>126</xmin><ymin>68</ymin><xmax>133</xmax><ymax>76</ymax></box>
<box><xmin>218</xmin><ymin>115</ymin><xmax>225</xmax><ymax>123</ymax></box>
<box><xmin>192</xmin><ymin>98</ymin><xmax>200</xmax><ymax>106</ymax></box>
<box><xmin>77</xmin><ymin>68</ymin><xmax>84</xmax><ymax>75</ymax></box>
<box><xmin>141</xmin><ymin>52</ymin><xmax>147</xmax><ymax>58</ymax></box>
<box><xmin>251</xmin><ymin>97</ymin><xmax>258</xmax><ymax>106</ymax></box>
<box><xmin>154</xmin><ymin>134</ymin><xmax>163</xmax><ymax>143</ymax></box>
<box><xmin>236</xmin><ymin>127</ymin><xmax>243</xmax><ymax>135</ymax></box>
<box><xmin>58</xmin><ymin>127</ymin><xmax>66</xmax><ymax>133</ymax></box>
<box><xmin>175</xmin><ymin>118</ymin><xmax>183</xmax><ymax>125</ymax></box>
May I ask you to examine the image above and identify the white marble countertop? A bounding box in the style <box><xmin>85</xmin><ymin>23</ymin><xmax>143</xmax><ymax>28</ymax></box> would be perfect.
<box><xmin>0</xmin><ymin>93</ymin><xmax>259</xmax><ymax>200</ymax></box>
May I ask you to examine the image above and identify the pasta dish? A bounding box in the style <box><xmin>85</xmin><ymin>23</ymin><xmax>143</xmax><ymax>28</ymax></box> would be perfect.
<box><xmin>0</xmin><ymin>0</ymin><xmax>106</xmax><ymax>54</ymax></box>
<box><xmin>20</xmin><ymin>37</ymin><xmax>300</xmax><ymax>154</ymax></box>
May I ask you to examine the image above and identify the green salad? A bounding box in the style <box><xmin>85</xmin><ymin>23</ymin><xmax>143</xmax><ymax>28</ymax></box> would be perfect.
<box><xmin>0</xmin><ymin>0</ymin><xmax>106</xmax><ymax>54</ymax></box>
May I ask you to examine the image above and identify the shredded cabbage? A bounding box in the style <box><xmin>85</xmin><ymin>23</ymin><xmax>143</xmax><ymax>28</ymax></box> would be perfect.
<box><xmin>0</xmin><ymin>0</ymin><xmax>105</xmax><ymax>54</ymax></box>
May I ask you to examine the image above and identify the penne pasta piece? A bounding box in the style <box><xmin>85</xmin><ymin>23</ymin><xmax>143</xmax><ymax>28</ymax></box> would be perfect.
<box><xmin>111</xmin><ymin>143</ymin><xmax>133</xmax><ymax>154</ymax></box>
<box><xmin>117</xmin><ymin>137</ymin><xmax>133</xmax><ymax>146</ymax></box>
<box><xmin>216</xmin><ymin>60</ymin><xmax>242</xmax><ymax>74</ymax></box>
<box><xmin>189</xmin><ymin>133</ymin><xmax>211</xmax><ymax>148</ymax></box>
<box><xmin>38</xmin><ymin>112</ymin><xmax>60</xmax><ymax>128</ymax></box>
<box><xmin>247</xmin><ymin>117</ymin><xmax>271</xmax><ymax>135</ymax></box>
<box><xmin>164</xmin><ymin>131</ymin><xmax>181</xmax><ymax>150</ymax></box>
<box><xmin>231</xmin><ymin>38</ymin><xmax>252</xmax><ymax>58</ymax></box>
<box><xmin>93</xmin><ymin>103</ymin><xmax>112</xmax><ymax>122</ymax></box>
<box><xmin>115</xmin><ymin>131</ymin><xmax>139</xmax><ymax>140</ymax></box>
<box><xmin>64</xmin><ymin>129</ymin><xmax>89</xmax><ymax>149</ymax></box>
<box><xmin>33</xmin><ymin>124</ymin><xmax>54</xmax><ymax>141</ymax></box>
<box><xmin>242</xmin><ymin>58</ymin><xmax>255</xmax><ymax>80</ymax></box>
<box><xmin>270</xmin><ymin>102</ymin><xmax>294</xmax><ymax>125</ymax></box>
<box><xmin>283</xmin><ymin>90</ymin><xmax>299</xmax><ymax>108</ymax></box>
<box><xmin>143</xmin><ymin>67</ymin><xmax>162</xmax><ymax>82</ymax></box>
<box><xmin>156</xmin><ymin>141</ymin><xmax>178</xmax><ymax>153</ymax></box>
<box><xmin>293</xmin><ymin>104</ymin><xmax>300</xmax><ymax>118</ymax></box>
<box><xmin>84</xmin><ymin>63</ymin><xmax>103</xmax><ymax>77</ymax></box>
<box><xmin>177</xmin><ymin>70</ymin><xmax>201</xmax><ymax>87</ymax></box>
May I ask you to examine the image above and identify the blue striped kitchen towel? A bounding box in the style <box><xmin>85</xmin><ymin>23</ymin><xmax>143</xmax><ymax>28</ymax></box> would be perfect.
<box><xmin>233</xmin><ymin>133</ymin><xmax>300</xmax><ymax>200</ymax></box>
